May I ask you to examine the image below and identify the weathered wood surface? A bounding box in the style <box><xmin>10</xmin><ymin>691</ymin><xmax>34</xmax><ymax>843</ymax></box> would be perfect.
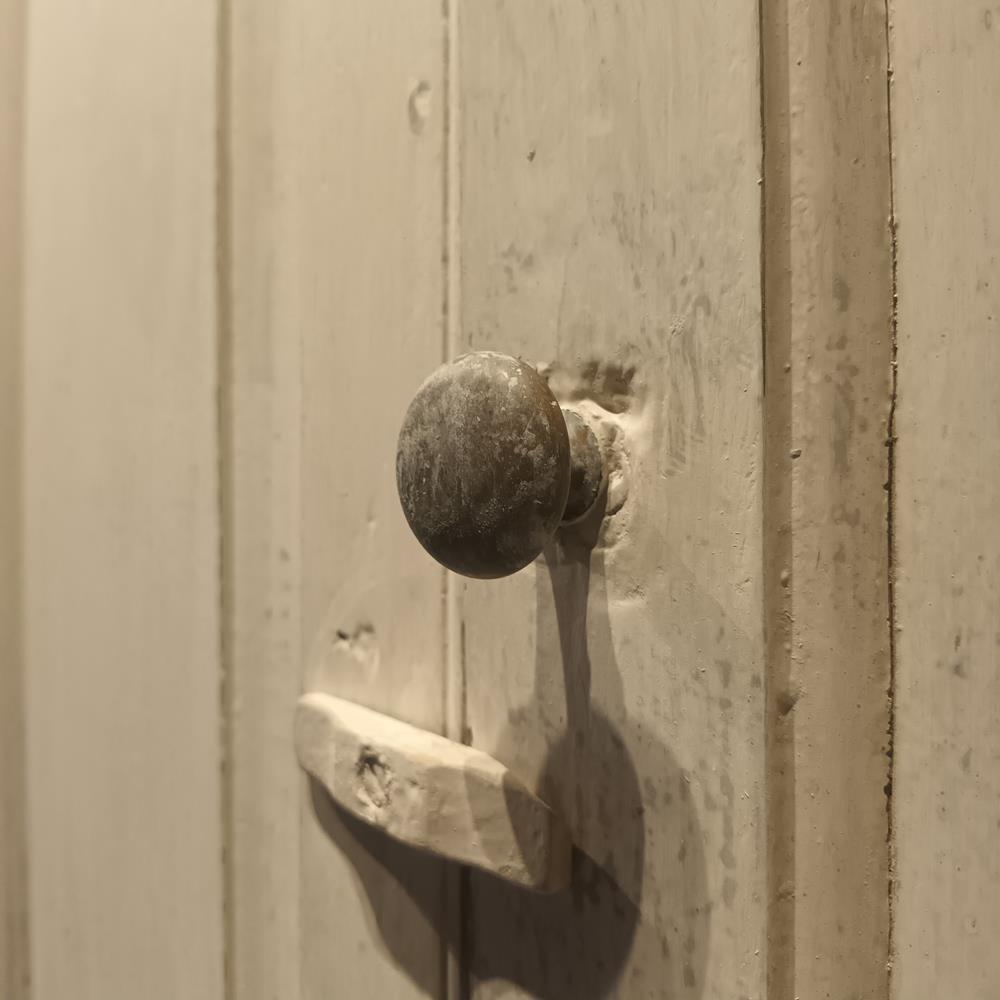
<box><xmin>20</xmin><ymin>2</ymin><xmax>224</xmax><ymax>997</ymax></box>
<box><xmin>296</xmin><ymin>693</ymin><xmax>571</xmax><ymax>891</ymax></box>
<box><xmin>456</xmin><ymin>4</ymin><xmax>766</xmax><ymax>997</ymax></box>
<box><xmin>890</xmin><ymin>3</ymin><xmax>1000</xmax><ymax>997</ymax></box>
<box><xmin>225</xmin><ymin>1</ymin><xmax>451</xmax><ymax>997</ymax></box>
<box><xmin>761</xmin><ymin>1</ymin><xmax>894</xmax><ymax>996</ymax></box>
<box><xmin>18</xmin><ymin>4</ymin><xmax>1000</xmax><ymax>997</ymax></box>
<box><xmin>0</xmin><ymin>0</ymin><xmax>29</xmax><ymax>995</ymax></box>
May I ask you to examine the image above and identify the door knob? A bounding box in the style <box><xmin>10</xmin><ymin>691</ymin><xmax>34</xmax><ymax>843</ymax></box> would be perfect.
<box><xmin>396</xmin><ymin>352</ymin><xmax>605</xmax><ymax>578</ymax></box>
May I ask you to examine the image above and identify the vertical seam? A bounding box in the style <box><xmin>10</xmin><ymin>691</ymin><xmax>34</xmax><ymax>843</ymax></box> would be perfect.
<box><xmin>214</xmin><ymin>0</ymin><xmax>234</xmax><ymax>993</ymax></box>
<box><xmin>882</xmin><ymin>0</ymin><xmax>900</xmax><ymax>993</ymax></box>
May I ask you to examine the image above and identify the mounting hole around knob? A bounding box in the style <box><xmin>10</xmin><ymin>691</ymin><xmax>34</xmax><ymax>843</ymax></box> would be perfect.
<box><xmin>561</xmin><ymin>409</ymin><xmax>605</xmax><ymax>524</ymax></box>
<box><xmin>396</xmin><ymin>352</ymin><xmax>571</xmax><ymax>579</ymax></box>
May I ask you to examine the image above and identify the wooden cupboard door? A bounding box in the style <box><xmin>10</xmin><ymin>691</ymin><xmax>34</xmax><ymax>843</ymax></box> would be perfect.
<box><xmin>226</xmin><ymin>2</ymin><xmax>767</xmax><ymax>996</ymax></box>
<box><xmin>889</xmin><ymin>3</ymin><xmax>1000</xmax><ymax>997</ymax></box>
<box><xmin>10</xmin><ymin>0</ymin><xmax>1000</xmax><ymax>997</ymax></box>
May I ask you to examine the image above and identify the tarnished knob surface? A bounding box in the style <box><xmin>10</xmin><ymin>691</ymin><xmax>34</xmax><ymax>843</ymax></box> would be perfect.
<box><xmin>396</xmin><ymin>352</ymin><xmax>602</xmax><ymax>579</ymax></box>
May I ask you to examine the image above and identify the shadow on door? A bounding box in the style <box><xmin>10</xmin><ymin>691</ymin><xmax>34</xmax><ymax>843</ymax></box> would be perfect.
<box><xmin>310</xmin><ymin>502</ymin><xmax>710</xmax><ymax>998</ymax></box>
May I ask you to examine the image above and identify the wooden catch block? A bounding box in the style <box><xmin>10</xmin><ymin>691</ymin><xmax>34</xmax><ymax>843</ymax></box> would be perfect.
<box><xmin>294</xmin><ymin>692</ymin><xmax>572</xmax><ymax>892</ymax></box>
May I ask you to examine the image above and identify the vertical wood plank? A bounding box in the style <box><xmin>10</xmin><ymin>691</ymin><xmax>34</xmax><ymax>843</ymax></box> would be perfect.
<box><xmin>296</xmin><ymin>3</ymin><xmax>448</xmax><ymax>991</ymax></box>
<box><xmin>0</xmin><ymin>0</ymin><xmax>29</xmax><ymax>995</ymax></box>
<box><xmin>223</xmin><ymin>3</ymin><xmax>303</xmax><ymax>996</ymax></box>
<box><xmin>456</xmin><ymin>4</ymin><xmax>766</xmax><ymax>997</ymax></box>
<box><xmin>20</xmin><ymin>3</ymin><xmax>225</xmax><ymax>998</ymax></box>
<box><xmin>225</xmin><ymin>1</ymin><xmax>450</xmax><ymax>997</ymax></box>
<box><xmin>295</xmin><ymin>2</ymin><xmax>449</xmax><ymax>994</ymax></box>
<box><xmin>761</xmin><ymin>1</ymin><xmax>894</xmax><ymax>996</ymax></box>
<box><xmin>890</xmin><ymin>3</ymin><xmax>1000</xmax><ymax>997</ymax></box>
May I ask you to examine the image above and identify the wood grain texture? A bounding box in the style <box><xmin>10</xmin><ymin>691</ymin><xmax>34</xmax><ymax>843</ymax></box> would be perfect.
<box><xmin>456</xmin><ymin>4</ymin><xmax>766</xmax><ymax>997</ymax></box>
<box><xmin>0</xmin><ymin>0</ymin><xmax>29</xmax><ymax>995</ymax></box>
<box><xmin>20</xmin><ymin>2</ymin><xmax>224</xmax><ymax>998</ymax></box>
<box><xmin>225</xmin><ymin>1</ymin><xmax>451</xmax><ymax>997</ymax></box>
<box><xmin>761</xmin><ymin>1</ymin><xmax>894</xmax><ymax>996</ymax></box>
<box><xmin>890</xmin><ymin>3</ymin><xmax>1000</xmax><ymax>997</ymax></box>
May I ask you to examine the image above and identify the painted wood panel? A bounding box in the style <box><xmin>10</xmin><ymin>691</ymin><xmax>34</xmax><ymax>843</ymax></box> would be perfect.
<box><xmin>225</xmin><ymin>1</ymin><xmax>451</xmax><ymax>997</ymax></box>
<box><xmin>223</xmin><ymin>3</ymin><xmax>303</xmax><ymax>996</ymax></box>
<box><xmin>455</xmin><ymin>4</ymin><xmax>766</xmax><ymax>997</ymax></box>
<box><xmin>19</xmin><ymin>2</ymin><xmax>224</xmax><ymax>998</ymax></box>
<box><xmin>0</xmin><ymin>0</ymin><xmax>29</xmax><ymax>995</ymax></box>
<box><xmin>761</xmin><ymin>1</ymin><xmax>894</xmax><ymax>996</ymax></box>
<box><xmin>890</xmin><ymin>3</ymin><xmax>1000</xmax><ymax>997</ymax></box>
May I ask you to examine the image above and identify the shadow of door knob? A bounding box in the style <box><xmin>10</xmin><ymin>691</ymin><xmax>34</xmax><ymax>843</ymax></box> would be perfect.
<box><xmin>396</xmin><ymin>351</ymin><xmax>605</xmax><ymax>579</ymax></box>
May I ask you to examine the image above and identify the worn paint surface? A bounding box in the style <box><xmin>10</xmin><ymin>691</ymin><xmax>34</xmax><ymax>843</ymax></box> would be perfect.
<box><xmin>890</xmin><ymin>2</ymin><xmax>1000</xmax><ymax>996</ymax></box>
<box><xmin>761</xmin><ymin>0</ymin><xmax>894</xmax><ymax>996</ymax></box>
<box><xmin>561</xmin><ymin>410</ymin><xmax>605</xmax><ymax>524</ymax></box>
<box><xmin>456</xmin><ymin>3</ymin><xmax>766</xmax><ymax>997</ymax></box>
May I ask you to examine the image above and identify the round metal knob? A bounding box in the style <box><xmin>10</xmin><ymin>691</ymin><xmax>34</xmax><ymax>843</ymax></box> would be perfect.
<box><xmin>396</xmin><ymin>352</ymin><xmax>604</xmax><ymax>579</ymax></box>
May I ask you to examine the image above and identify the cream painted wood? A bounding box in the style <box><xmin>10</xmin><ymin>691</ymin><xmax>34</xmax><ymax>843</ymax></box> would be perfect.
<box><xmin>890</xmin><ymin>4</ymin><xmax>1000</xmax><ymax>997</ymax></box>
<box><xmin>225</xmin><ymin>1</ymin><xmax>451</xmax><ymax>997</ymax></box>
<box><xmin>223</xmin><ymin>3</ymin><xmax>303</xmax><ymax>996</ymax></box>
<box><xmin>21</xmin><ymin>4</ymin><xmax>1000</xmax><ymax>997</ymax></box>
<box><xmin>296</xmin><ymin>694</ymin><xmax>571</xmax><ymax>891</ymax></box>
<box><xmin>761</xmin><ymin>1</ymin><xmax>894</xmax><ymax>996</ymax></box>
<box><xmin>455</xmin><ymin>4</ymin><xmax>766</xmax><ymax>997</ymax></box>
<box><xmin>295</xmin><ymin>2</ymin><xmax>449</xmax><ymax>985</ymax></box>
<box><xmin>0</xmin><ymin>0</ymin><xmax>29</xmax><ymax>995</ymax></box>
<box><xmin>19</xmin><ymin>2</ymin><xmax>224</xmax><ymax>998</ymax></box>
